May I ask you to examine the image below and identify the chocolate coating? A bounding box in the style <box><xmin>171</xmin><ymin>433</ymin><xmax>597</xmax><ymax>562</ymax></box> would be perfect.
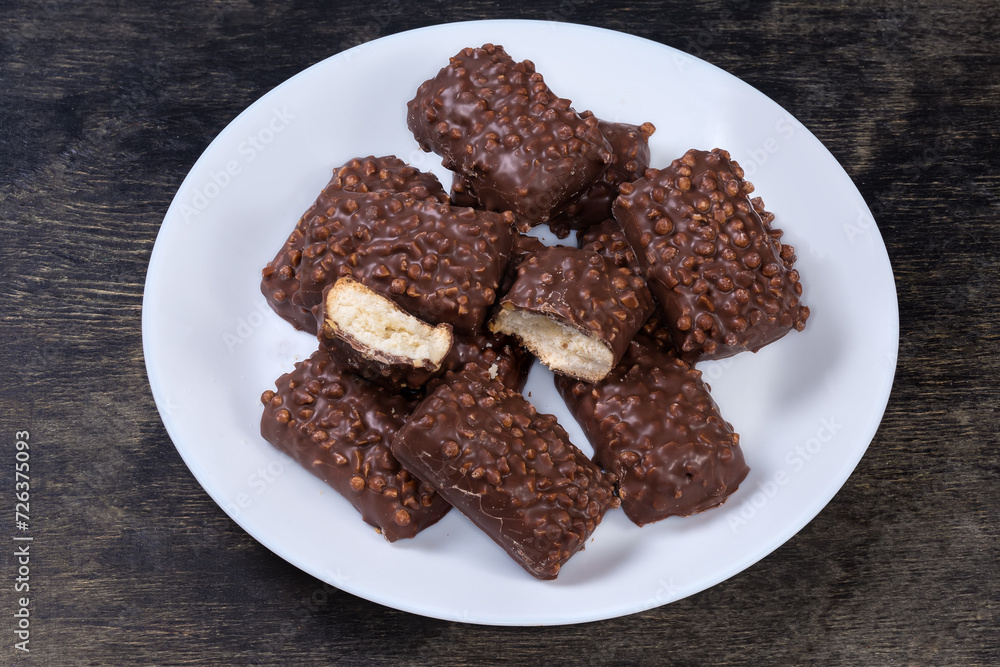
<box><xmin>614</xmin><ymin>148</ymin><xmax>809</xmax><ymax>361</ymax></box>
<box><xmin>287</xmin><ymin>189</ymin><xmax>513</xmax><ymax>336</ymax></box>
<box><xmin>548</xmin><ymin>119</ymin><xmax>655</xmax><ymax>238</ymax></box>
<box><xmin>555</xmin><ymin>334</ymin><xmax>750</xmax><ymax>525</ymax></box>
<box><xmin>260</xmin><ymin>348</ymin><xmax>451</xmax><ymax>542</ymax></box>
<box><xmin>579</xmin><ymin>218</ymin><xmax>676</xmax><ymax>351</ymax></box>
<box><xmin>436</xmin><ymin>328</ymin><xmax>534</xmax><ymax>393</ymax></box>
<box><xmin>499</xmin><ymin>232</ymin><xmax>548</xmax><ymax>297</ymax></box>
<box><xmin>320</xmin><ymin>330</ymin><xmax>445</xmax><ymax>392</ymax></box>
<box><xmin>578</xmin><ymin>217</ymin><xmax>644</xmax><ymax>277</ymax></box>
<box><xmin>407</xmin><ymin>43</ymin><xmax>612</xmax><ymax>227</ymax></box>
<box><xmin>491</xmin><ymin>245</ymin><xmax>654</xmax><ymax>381</ymax></box>
<box><xmin>261</xmin><ymin>156</ymin><xmax>450</xmax><ymax>333</ymax></box>
<box><xmin>391</xmin><ymin>363</ymin><xmax>618</xmax><ymax>579</ymax></box>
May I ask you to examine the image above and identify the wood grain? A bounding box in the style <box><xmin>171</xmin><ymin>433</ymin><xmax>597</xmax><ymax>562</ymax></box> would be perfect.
<box><xmin>2</xmin><ymin>0</ymin><xmax>998</xmax><ymax>664</ymax></box>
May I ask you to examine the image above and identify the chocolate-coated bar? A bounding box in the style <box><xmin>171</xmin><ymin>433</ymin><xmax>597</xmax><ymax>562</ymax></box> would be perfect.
<box><xmin>318</xmin><ymin>277</ymin><xmax>454</xmax><ymax>391</ymax></box>
<box><xmin>547</xmin><ymin>119</ymin><xmax>655</xmax><ymax>238</ymax></box>
<box><xmin>555</xmin><ymin>334</ymin><xmax>750</xmax><ymax>525</ymax></box>
<box><xmin>391</xmin><ymin>363</ymin><xmax>619</xmax><ymax>579</ymax></box>
<box><xmin>407</xmin><ymin>44</ymin><xmax>612</xmax><ymax>227</ymax></box>
<box><xmin>434</xmin><ymin>327</ymin><xmax>534</xmax><ymax>393</ymax></box>
<box><xmin>578</xmin><ymin>218</ymin><xmax>677</xmax><ymax>351</ymax></box>
<box><xmin>614</xmin><ymin>148</ymin><xmax>809</xmax><ymax>361</ymax></box>
<box><xmin>282</xmin><ymin>188</ymin><xmax>514</xmax><ymax>336</ymax></box>
<box><xmin>260</xmin><ymin>348</ymin><xmax>451</xmax><ymax>541</ymax></box>
<box><xmin>578</xmin><ymin>217</ymin><xmax>643</xmax><ymax>276</ymax></box>
<box><xmin>261</xmin><ymin>155</ymin><xmax>449</xmax><ymax>333</ymax></box>
<box><xmin>490</xmin><ymin>245</ymin><xmax>654</xmax><ymax>382</ymax></box>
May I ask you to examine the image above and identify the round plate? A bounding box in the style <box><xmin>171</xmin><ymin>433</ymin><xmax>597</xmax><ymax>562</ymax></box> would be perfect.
<box><xmin>142</xmin><ymin>20</ymin><xmax>898</xmax><ymax>626</ymax></box>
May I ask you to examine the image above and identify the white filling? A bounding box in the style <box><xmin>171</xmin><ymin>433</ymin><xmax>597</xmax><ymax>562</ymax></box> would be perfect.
<box><xmin>492</xmin><ymin>307</ymin><xmax>613</xmax><ymax>382</ymax></box>
<box><xmin>325</xmin><ymin>279</ymin><xmax>451</xmax><ymax>366</ymax></box>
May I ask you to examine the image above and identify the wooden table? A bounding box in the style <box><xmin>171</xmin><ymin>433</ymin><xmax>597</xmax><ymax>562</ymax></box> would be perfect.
<box><xmin>2</xmin><ymin>1</ymin><xmax>997</xmax><ymax>663</ymax></box>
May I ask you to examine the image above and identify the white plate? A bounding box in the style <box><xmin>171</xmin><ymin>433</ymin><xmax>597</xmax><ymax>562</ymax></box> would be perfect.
<box><xmin>143</xmin><ymin>20</ymin><xmax>898</xmax><ymax>626</ymax></box>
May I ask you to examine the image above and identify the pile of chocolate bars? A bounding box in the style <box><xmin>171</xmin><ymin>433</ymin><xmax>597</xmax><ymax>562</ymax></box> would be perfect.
<box><xmin>257</xmin><ymin>44</ymin><xmax>810</xmax><ymax>580</ymax></box>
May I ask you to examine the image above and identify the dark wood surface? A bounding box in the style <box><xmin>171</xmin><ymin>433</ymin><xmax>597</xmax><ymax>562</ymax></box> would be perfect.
<box><xmin>2</xmin><ymin>0</ymin><xmax>998</xmax><ymax>664</ymax></box>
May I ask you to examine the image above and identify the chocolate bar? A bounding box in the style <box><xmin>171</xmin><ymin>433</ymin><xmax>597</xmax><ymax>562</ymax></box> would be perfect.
<box><xmin>547</xmin><ymin>119</ymin><xmax>655</xmax><ymax>238</ymax></box>
<box><xmin>391</xmin><ymin>363</ymin><xmax>619</xmax><ymax>579</ymax></box>
<box><xmin>260</xmin><ymin>348</ymin><xmax>451</xmax><ymax>541</ymax></box>
<box><xmin>318</xmin><ymin>277</ymin><xmax>453</xmax><ymax>391</ymax></box>
<box><xmin>498</xmin><ymin>232</ymin><xmax>547</xmax><ymax>297</ymax></box>
<box><xmin>614</xmin><ymin>148</ymin><xmax>809</xmax><ymax>361</ymax></box>
<box><xmin>490</xmin><ymin>245</ymin><xmax>654</xmax><ymax>382</ymax></box>
<box><xmin>555</xmin><ymin>334</ymin><xmax>749</xmax><ymax>525</ymax></box>
<box><xmin>578</xmin><ymin>217</ymin><xmax>643</xmax><ymax>276</ymax></box>
<box><xmin>578</xmin><ymin>218</ymin><xmax>677</xmax><ymax>351</ymax></box>
<box><xmin>261</xmin><ymin>155</ymin><xmax>449</xmax><ymax>333</ymax></box>
<box><xmin>282</xmin><ymin>188</ymin><xmax>514</xmax><ymax>336</ymax></box>
<box><xmin>407</xmin><ymin>44</ymin><xmax>612</xmax><ymax>228</ymax></box>
<box><xmin>435</xmin><ymin>328</ymin><xmax>534</xmax><ymax>393</ymax></box>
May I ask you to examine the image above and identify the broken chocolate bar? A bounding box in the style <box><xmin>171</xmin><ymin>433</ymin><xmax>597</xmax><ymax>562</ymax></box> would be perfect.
<box><xmin>318</xmin><ymin>276</ymin><xmax>454</xmax><ymax>391</ymax></box>
<box><xmin>391</xmin><ymin>363</ymin><xmax>618</xmax><ymax>579</ymax></box>
<box><xmin>260</xmin><ymin>348</ymin><xmax>451</xmax><ymax>541</ymax></box>
<box><xmin>261</xmin><ymin>155</ymin><xmax>450</xmax><ymax>333</ymax></box>
<box><xmin>614</xmin><ymin>148</ymin><xmax>809</xmax><ymax>361</ymax></box>
<box><xmin>283</xmin><ymin>188</ymin><xmax>514</xmax><ymax>336</ymax></box>
<box><xmin>555</xmin><ymin>333</ymin><xmax>749</xmax><ymax>525</ymax></box>
<box><xmin>490</xmin><ymin>245</ymin><xmax>654</xmax><ymax>382</ymax></box>
<box><xmin>407</xmin><ymin>43</ymin><xmax>612</xmax><ymax>227</ymax></box>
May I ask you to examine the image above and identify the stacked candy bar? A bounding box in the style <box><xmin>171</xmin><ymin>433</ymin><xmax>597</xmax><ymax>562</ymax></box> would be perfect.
<box><xmin>391</xmin><ymin>363</ymin><xmax>619</xmax><ymax>579</ymax></box>
<box><xmin>407</xmin><ymin>43</ymin><xmax>613</xmax><ymax>228</ymax></box>
<box><xmin>614</xmin><ymin>148</ymin><xmax>810</xmax><ymax>361</ymax></box>
<box><xmin>555</xmin><ymin>334</ymin><xmax>750</xmax><ymax>525</ymax></box>
<box><xmin>258</xmin><ymin>153</ymin><xmax>529</xmax><ymax>543</ymax></box>
<box><xmin>546</xmin><ymin>118</ymin><xmax>656</xmax><ymax>238</ymax></box>
<box><xmin>490</xmin><ymin>245</ymin><xmax>654</xmax><ymax>382</ymax></box>
<box><xmin>260</xmin><ymin>348</ymin><xmax>451</xmax><ymax>542</ymax></box>
<box><xmin>261</xmin><ymin>155</ymin><xmax>450</xmax><ymax>333</ymax></box>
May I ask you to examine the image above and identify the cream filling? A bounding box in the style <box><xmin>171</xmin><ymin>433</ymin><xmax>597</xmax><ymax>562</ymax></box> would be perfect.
<box><xmin>325</xmin><ymin>279</ymin><xmax>451</xmax><ymax>366</ymax></box>
<box><xmin>492</xmin><ymin>307</ymin><xmax>612</xmax><ymax>381</ymax></box>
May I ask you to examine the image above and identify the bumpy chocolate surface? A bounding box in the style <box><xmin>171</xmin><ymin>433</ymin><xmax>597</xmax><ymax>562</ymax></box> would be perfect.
<box><xmin>614</xmin><ymin>148</ymin><xmax>809</xmax><ymax>361</ymax></box>
<box><xmin>548</xmin><ymin>119</ymin><xmax>655</xmax><ymax>238</ymax></box>
<box><xmin>555</xmin><ymin>334</ymin><xmax>750</xmax><ymax>525</ymax></box>
<box><xmin>436</xmin><ymin>328</ymin><xmax>534</xmax><ymax>393</ymax></box>
<box><xmin>579</xmin><ymin>218</ymin><xmax>676</xmax><ymax>350</ymax></box>
<box><xmin>578</xmin><ymin>217</ymin><xmax>644</xmax><ymax>276</ymax></box>
<box><xmin>261</xmin><ymin>156</ymin><xmax>450</xmax><ymax>333</ymax></box>
<box><xmin>260</xmin><ymin>348</ymin><xmax>451</xmax><ymax>542</ymax></box>
<box><xmin>498</xmin><ymin>232</ymin><xmax>547</xmax><ymax>297</ymax></box>
<box><xmin>407</xmin><ymin>43</ymin><xmax>612</xmax><ymax>227</ymax></box>
<box><xmin>391</xmin><ymin>364</ymin><xmax>618</xmax><ymax>579</ymax></box>
<box><xmin>491</xmin><ymin>245</ymin><xmax>654</xmax><ymax>380</ymax></box>
<box><xmin>280</xmin><ymin>188</ymin><xmax>514</xmax><ymax>335</ymax></box>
